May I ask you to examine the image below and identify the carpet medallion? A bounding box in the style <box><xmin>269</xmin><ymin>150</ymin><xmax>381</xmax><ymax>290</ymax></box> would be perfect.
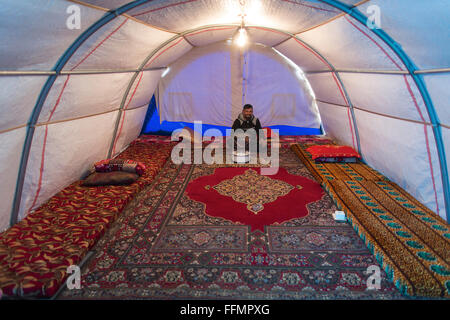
<box><xmin>186</xmin><ymin>166</ymin><xmax>325</xmax><ymax>231</ymax></box>
<box><xmin>60</xmin><ymin>147</ymin><xmax>404</xmax><ymax>299</ymax></box>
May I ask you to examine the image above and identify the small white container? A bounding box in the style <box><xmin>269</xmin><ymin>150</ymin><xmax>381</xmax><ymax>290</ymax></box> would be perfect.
<box><xmin>232</xmin><ymin>150</ymin><xmax>250</xmax><ymax>163</ymax></box>
<box><xmin>333</xmin><ymin>210</ymin><xmax>347</xmax><ymax>222</ymax></box>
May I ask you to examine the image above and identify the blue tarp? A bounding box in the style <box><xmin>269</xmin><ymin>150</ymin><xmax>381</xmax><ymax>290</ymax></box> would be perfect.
<box><xmin>141</xmin><ymin>96</ymin><xmax>322</xmax><ymax>136</ymax></box>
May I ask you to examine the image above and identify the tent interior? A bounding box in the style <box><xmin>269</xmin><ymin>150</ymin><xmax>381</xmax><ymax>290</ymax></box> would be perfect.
<box><xmin>0</xmin><ymin>0</ymin><xmax>449</xmax><ymax>300</ymax></box>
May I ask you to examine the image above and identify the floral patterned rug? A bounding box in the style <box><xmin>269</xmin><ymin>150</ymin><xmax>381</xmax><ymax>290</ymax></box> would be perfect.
<box><xmin>59</xmin><ymin>147</ymin><xmax>405</xmax><ymax>299</ymax></box>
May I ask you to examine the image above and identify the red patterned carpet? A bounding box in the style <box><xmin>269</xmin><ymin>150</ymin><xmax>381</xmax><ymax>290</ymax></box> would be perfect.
<box><xmin>186</xmin><ymin>167</ymin><xmax>324</xmax><ymax>232</ymax></box>
<box><xmin>59</xmin><ymin>146</ymin><xmax>404</xmax><ymax>299</ymax></box>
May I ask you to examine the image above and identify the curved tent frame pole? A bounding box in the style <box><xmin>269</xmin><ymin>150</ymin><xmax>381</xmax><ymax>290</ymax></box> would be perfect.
<box><xmin>317</xmin><ymin>0</ymin><xmax>449</xmax><ymax>221</ymax></box>
<box><xmin>9</xmin><ymin>0</ymin><xmax>154</xmax><ymax>227</ymax></box>
<box><xmin>108</xmin><ymin>24</ymin><xmax>362</xmax><ymax>158</ymax></box>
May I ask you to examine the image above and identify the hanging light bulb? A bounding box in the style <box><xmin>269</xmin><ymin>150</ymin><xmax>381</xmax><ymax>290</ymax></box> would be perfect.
<box><xmin>234</xmin><ymin>0</ymin><xmax>248</xmax><ymax>48</ymax></box>
<box><xmin>235</xmin><ymin>27</ymin><xmax>248</xmax><ymax>47</ymax></box>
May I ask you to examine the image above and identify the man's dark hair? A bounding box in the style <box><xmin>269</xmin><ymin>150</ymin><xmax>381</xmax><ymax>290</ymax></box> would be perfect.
<box><xmin>243</xmin><ymin>104</ymin><xmax>253</xmax><ymax>110</ymax></box>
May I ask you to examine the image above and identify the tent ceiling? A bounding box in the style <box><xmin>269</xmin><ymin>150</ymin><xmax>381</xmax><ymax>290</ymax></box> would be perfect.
<box><xmin>0</xmin><ymin>0</ymin><xmax>448</xmax><ymax>231</ymax></box>
<box><xmin>80</xmin><ymin>0</ymin><xmax>361</xmax><ymax>33</ymax></box>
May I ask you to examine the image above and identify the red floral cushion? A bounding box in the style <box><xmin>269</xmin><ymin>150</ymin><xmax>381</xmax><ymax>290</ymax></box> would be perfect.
<box><xmin>306</xmin><ymin>145</ymin><xmax>361</xmax><ymax>160</ymax></box>
<box><xmin>94</xmin><ymin>159</ymin><xmax>146</xmax><ymax>176</ymax></box>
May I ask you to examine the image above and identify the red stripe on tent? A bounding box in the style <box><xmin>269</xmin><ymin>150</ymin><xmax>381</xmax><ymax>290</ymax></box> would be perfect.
<box><xmin>144</xmin><ymin>37</ymin><xmax>185</xmax><ymax>69</ymax></box>
<box><xmin>132</xmin><ymin>0</ymin><xmax>199</xmax><ymax>17</ymax></box>
<box><xmin>292</xmin><ymin>36</ymin><xmax>357</xmax><ymax>149</ymax></box>
<box><xmin>343</xmin><ymin>16</ymin><xmax>429</xmax><ymax>122</ymax></box>
<box><xmin>29</xmin><ymin>75</ymin><xmax>71</xmax><ymax>212</ymax></box>
<box><xmin>27</xmin><ymin>18</ymin><xmax>129</xmax><ymax>216</ymax></box>
<box><xmin>281</xmin><ymin>0</ymin><xmax>340</xmax><ymax>13</ymax></box>
<box><xmin>112</xmin><ymin>71</ymin><xmax>144</xmax><ymax>155</ymax></box>
<box><xmin>423</xmin><ymin>124</ymin><xmax>440</xmax><ymax>214</ymax></box>
<box><xmin>186</xmin><ymin>27</ymin><xmax>236</xmax><ymax>37</ymax></box>
<box><xmin>70</xmin><ymin>18</ymin><xmax>129</xmax><ymax>71</ymax></box>
<box><xmin>29</xmin><ymin>125</ymin><xmax>49</xmax><ymax>214</ymax></box>
<box><xmin>344</xmin><ymin>15</ymin><xmax>439</xmax><ymax>214</ymax></box>
<box><xmin>113</xmin><ymin>37</ymin><xmax>186</xmax><ymax>154</ymax></box>
<box><xmin>249</xmin><ymin>26</ymin><xmax>288</xmax><ymax>36</ymax></box>
<box><xmin>343</xmin><ymin>16</ymin><xmax>403</xmax><ymax>70</ymax></box>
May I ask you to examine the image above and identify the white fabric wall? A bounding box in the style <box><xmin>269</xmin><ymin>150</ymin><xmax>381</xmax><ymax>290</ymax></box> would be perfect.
<box><xmin>37</xmin><ymin>73</ymin><xmax>133</xmax><ymax>123</ymax></box>
<box><xmin>274</xmin><ymin>38</ymin><xmax>330</xmax><ymax>72</ymax></box>
<box><xmin>4</xmin><ymin>4</ymin><xmax>180</xmax><ymax>222</ymax></box>
<box><xmin>246</xmin><ymin>27</ymin><xmax>290</xmax><ymax>47</ymax></box>
<box><xmin>0</xmin><ymin>1</ymin><xmax>104</xmax><ymax>70</ymax></box>
<box><xmin>338</xmin><ymin>73</ymin><xmax>429</xmax><ymax>122</ymax></box>
<box><xmin>157</xmin><ymin>41</ymin><xmax>321</xmax><ymax>130</ymax></box>
<box><xmin>297</xmin><ymin>15</ymin><xmax>405</xmax><ymax>70</ymax></box>
<box><xmin>122</xmin><ymin>0</ymin><xmax>350</xmax><ymax>33</ymax></box>
<box><xmin>144</xmin><ymin>38</ymin><xmax>193</xmax><ymax>69</ymax></box>
<box><xmin>316</xmin><ymin>101</ymin><xmax>355</xmax><ymax>147</ymax></box>
<box><xmin>306</xmin><ymin>73</ymin><xmax>347</xmax><ymax>105</ymax></box>
<box><xmin>158</xmin><ymin>42</ymin><xmax>234</xmax><ymax>126</ymax></box>
<box><xmin>0</xmin><ymin>128</ymin><xmax>27</xmax><ymax>232</ymax></box>
<box><xmin>294</xmin><ymin>7</ymin><xmax>449</xmax><ymax>220</ymax></box>
<box><xmin>243</xmin><ymin>44</ymin><xmax>320</xmax><ymax>128</ymax></box>
<box><xmin>423</xmin><ymin>74</ymin><xmax>450</xmax><ymax>127</ymax></box>
<box><xmin>63</xmin><ymin>16</ymin><xmax>176</xmax><ymax>70</ymax></box>
<box><xmin>111</xmin><ymin>69</ymin><xmax>165</xmax><ymax>156</ymax></box>
<box><xmin>444</xmin><ymin>128</ymin><xmax>450</xmax><ymax>178</ymax></box>
<box><xmin>0</xmin><ymin>76</ymin><xmax>48</xmax><ymax>131</ymax></box>
<box><xmin>112</xmin><ymin>106</ymin><xmax>149</xmax><ymax>156</ymax></box>
<box><xmin>18</xmin><ymin>112</ymin><xmax>117</xmax><ymax>221</ymax></box>
<box><xmin>355</xmin><ymin>110</ymin><xmax>445</xmax><ymax>217</ymax></box>
<box><xmin>359</xmin><ymin>0</ymin><xmax>450</xmax><ymax>69</ymax></box>
<box><xmin>185</xmin><ymin>27</ymin><xmax>238</xmax><ymax>47</ymax></box>
<box><xmin>124</xmin><ymin>70</ymin><xmax>164</xmax><ymax>110</ymax></box>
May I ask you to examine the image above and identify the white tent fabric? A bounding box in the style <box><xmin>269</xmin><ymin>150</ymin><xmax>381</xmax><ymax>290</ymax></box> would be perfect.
<box><xmin>37</xmin><ymin>73</ymin><xmax>133</xmax><ymax>123</ymax></box>
<box><xmin>0</xmin><ymin>0</ymin><xmax>449</xmax><ymax>232</ymax></box>
<box><xmin>0</xmin><ymin>1</ymin><xmax>105</xmax><ymax>71</ymax></box>
<box><xmin>63</xmin><ymin>16</ymin><xmax>177</xmax><ymax>70</ymax></box>
<box><xmin>316</xmin><ymin>101</ymin><xmax>355</xmax><ymax>148</ymax></box>
<box><xmin>338</xmin><ymin>73</ymin><xmax>429</xmax><ymax>122</ymax></box>
<box><xmin>19</xmin><ymin>112</ymin><xmax>118</xmax><ymax>221</ymax></box>
<box><xmin>0</xmin><ymin>128</ymin><xmax>27</xmax><ymax>230</ymax></box>
<box><xmin>423</xmin><ymin>74</ymin><xmax>450</xmax><ymax>128</ymax></box>
<box><xmin>157</xmin><ymin>41</ymin><xmax>321</xmax><ymax>129</ymax></box>
<box><xmin>0</xmin><ymin>76</ymin><xmax>49</xmax><ymax>130</ymax></box>
<box><xmin>297</xmin><ymin>15</ymin><xmax>405</xmax><ymax>70</ymax></box>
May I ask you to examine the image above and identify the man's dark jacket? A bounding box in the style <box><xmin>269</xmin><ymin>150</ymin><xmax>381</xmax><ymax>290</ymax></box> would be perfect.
<box><xmin>232</xmin><ymin>113</ymin><xmax>262</xmax><ymax>133</ymax></box>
